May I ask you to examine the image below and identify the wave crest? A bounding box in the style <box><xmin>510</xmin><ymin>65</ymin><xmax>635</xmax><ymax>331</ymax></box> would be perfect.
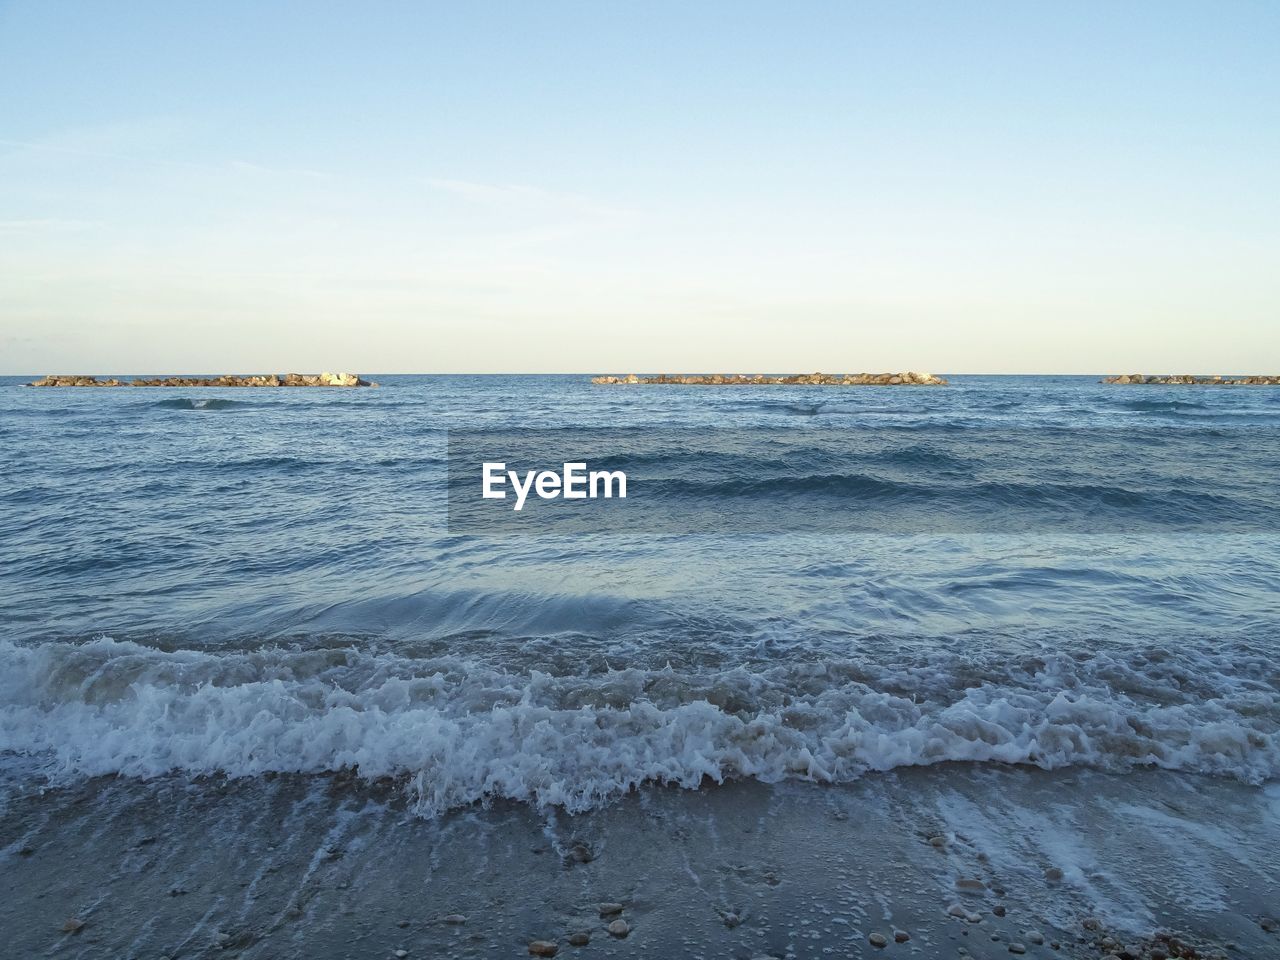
<box><xmin>1</xmin><ymin>637</ymin><xmax>1275</xmax><ymax>816</ymax></box>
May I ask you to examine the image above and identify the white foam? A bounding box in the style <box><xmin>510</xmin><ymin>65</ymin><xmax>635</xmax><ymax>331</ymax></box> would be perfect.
<box><xmin>0</xmin><ymin>637</ymin><xmax>1275</xmax><ymax>817</ymax></box>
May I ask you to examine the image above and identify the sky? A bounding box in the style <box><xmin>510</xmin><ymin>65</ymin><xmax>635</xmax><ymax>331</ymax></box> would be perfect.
<box><xmin>1</xmin><ymin>0</ymin><xmax>1277</xmax><ymax>374</ymax></box>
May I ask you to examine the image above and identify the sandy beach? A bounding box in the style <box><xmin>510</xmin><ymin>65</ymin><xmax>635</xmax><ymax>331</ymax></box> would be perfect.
<box><xmin>4</xmin><ymin>766</ymin><xmax>1276</xmax><ymax>959</ymax></box>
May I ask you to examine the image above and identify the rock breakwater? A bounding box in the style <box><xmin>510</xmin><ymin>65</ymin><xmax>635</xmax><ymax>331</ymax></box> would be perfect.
<box><xmin>1103</xmin><ymin>374</ymin><xmax>1280</xmax><ymax>385</ymax></box>
<box><xmin>591</xmin><ymin>371</ymin><xmax>947</xmax><ymax>386</ymax></box>
<box><xmin>27</xmin><ymin>372</ymin><xmax>376</xmax><ymax>387</ymax></box>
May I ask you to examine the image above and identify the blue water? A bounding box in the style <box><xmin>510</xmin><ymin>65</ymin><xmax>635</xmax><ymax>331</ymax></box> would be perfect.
<box><xmin>2</xmin><ymin>374</ymin><xmax>1278</xmax><ymax>815</ymax></box>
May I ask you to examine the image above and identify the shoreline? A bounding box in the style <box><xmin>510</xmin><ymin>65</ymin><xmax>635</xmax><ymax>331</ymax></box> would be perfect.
<box><xmin>2</xmin><ymin>765</ymin><xmax>1274</xmax><ymax>959</ymax></box>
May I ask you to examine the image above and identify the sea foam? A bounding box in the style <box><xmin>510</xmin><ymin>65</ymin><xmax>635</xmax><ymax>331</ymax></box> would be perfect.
<box><xmin>0</xmin><ymin>637</ymin><xmax>1275</xmax><ymax>817</ymax></box>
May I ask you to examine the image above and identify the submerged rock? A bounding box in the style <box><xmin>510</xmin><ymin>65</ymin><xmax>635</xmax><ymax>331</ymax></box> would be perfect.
<box><xmin>528</xmin><ymin>940</ymin><xmax>559</xmax><ymax>956</ymax></box>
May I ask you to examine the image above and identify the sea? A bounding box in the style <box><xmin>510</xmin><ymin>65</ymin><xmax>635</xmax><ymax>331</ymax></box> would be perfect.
<box><xmin>1</xmin><ymin>374</ymin><xmax>1278</xmax><ymax>958</ymax></box>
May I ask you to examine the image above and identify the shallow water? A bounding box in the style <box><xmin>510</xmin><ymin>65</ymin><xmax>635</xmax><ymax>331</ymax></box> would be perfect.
<box><xmin>1</xmin><ymin>375</ymin><xmax>1278</xmax><ymax>817</ymax></box>
<box><xmin>2</xmin><ymin>767</ymin><xmax>1276</xmax><ymax>959</ymax></box>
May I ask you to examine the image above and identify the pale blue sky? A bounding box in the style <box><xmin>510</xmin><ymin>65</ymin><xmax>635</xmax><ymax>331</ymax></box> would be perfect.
<box><xmin>1</xmin><ymin>1</ymin><xmax>1277</xmax><ymax>373</ymax></box>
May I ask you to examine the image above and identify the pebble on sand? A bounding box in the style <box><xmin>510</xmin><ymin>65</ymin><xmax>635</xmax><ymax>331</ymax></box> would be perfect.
<box><xmin>597</xmin><ymin>902</ymin><xmax>624</xmax><ymax>916</ymax></box>
<box><xmin>956</xmin><ymin>878</ymin><xmax>987</xmax><ymax>893</ymax></box>
<box><xmin>1261</xmin><ymin>917</ymin><xmax>1278</xmax><ymax>932</ymax></box>
<box><xmin>568</xmin><ymin>932</ymin><xmax>590</xmax><ymax>946</ymax></box>
<box><xmin>394</xmin><ymin>951</ymin><xmax>408</xmax><ymax>958</ymax></box>
<box><xmin>607</xmin><ymin>919</ymin><xmax>630</xmax><ymax>938</ymax></box>
<box><xmin>1044</xmin><ymin>867</ymin><xmax>1064</xmax><ymax>882</ymax></box>
<box><xmin>441</xmin><ymin>914</ymin><xmax>467</xmax><ymax>925</ymax></box>
<box><xmin>894</xmin><ymin>930</ymin><xmax>911</xmax><ymax>943</ymax></box>
<box><xmin>529</xmin><ymin>940</ymin><xmax>559</xmax><ymax>957</ymax></box>
<box><xmin>1008</xmin><ymin>944</ymin><xmax>1027</xmax><ymax>955</ymax></box>
<box><xmin>568</xmin><ymin>843</ymin><xmax>594</xmax><ymax>863</ymax></box>
<box><xmin>868</xmin><ymin>932</ymin><xmax>888</xmax><ymax>948</ymax></box>
<box><xmin>929</xmin><ymin>836</ymin><xmax>947</xmax><ymax>847</ymax></box>
<box><xmin>722</xmin><ymin>911</ymin><xmax>742</xmax><ymax>928</ymax></box>
<box><xmin>947</xmin><ymin>902</ymin><xmax>982</xmax><ymax>923</ymax></box>
<box><xmin>62</xmin><ymin>918</ymin><xmax>85</xmax><ymax>934</ymax></box>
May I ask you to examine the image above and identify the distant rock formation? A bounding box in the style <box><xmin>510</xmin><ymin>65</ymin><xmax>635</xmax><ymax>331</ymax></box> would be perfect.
<box><xmin>27</xmin><ymin>372</ymin><xmax>376</xmax><ymax>387</ymax></box>
<box><xmin>1102</xmin><ymin>374</ymin><xmax>1280</xmax><ymax>385</ymax></box>
<box><xmin>591</xmin><ymin>371</ymin><xmax>948</xmax><ymax>386</ymax></box>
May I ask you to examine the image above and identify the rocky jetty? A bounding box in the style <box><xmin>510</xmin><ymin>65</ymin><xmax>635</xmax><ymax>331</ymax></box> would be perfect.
<box><xmin>1103</xmin><ymin>374</ymin><xmax>1280</xmax><ymax>385</ymax></box>
<box><xmin>26</xmin><ymin>372</ymin><xmax>375</xmax><ymax>387</ymax></box>
<box><xmin>591</xmin><ymin>371</ymin><xmax>947</xmax><ymax>386</ymax></box>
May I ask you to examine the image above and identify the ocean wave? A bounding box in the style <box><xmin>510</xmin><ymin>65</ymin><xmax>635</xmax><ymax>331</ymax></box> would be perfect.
<box><xmin>1117</xmin><ymin>398</ymin><xmax>1210</xmax><ymax>413</ymax></box>
<box><xmin>655</xmin><ymin>474</ymin><xmax>1243</xmax><ymax>518</ymax></box>
<box><xmin>149</xmin><ymin>397</ymin><xmax>261</xmax><ymax>411</ymax></box>
<box><xmin>715</xmin><ymin>399</ymin><xmax>941</xmax><ymax>418</ymax></box>
<box><xmin>144</xmin><ymin>397</ymin><xmax>406</xmax><ymax>412</ymax></box>
<box><xmin>1</xmin><ymin>637</ymin><xmax>1275</xmax><ymax>817</ymax></box>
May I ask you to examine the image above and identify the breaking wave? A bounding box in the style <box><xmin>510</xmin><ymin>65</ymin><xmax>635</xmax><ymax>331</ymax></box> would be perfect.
<box><xmin>1</xmin><ymin>636</ymin><xmax>1275</xmax><ymax>818</ymax></box>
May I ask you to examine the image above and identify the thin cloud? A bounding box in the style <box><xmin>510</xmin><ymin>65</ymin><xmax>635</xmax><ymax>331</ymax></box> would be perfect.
<box><xmin>0</xmin><ymin>218</ymin><xmax>102</xmax><ymax>232</ymax></box>
<box><xmin>228</xmin><ymin>159</ymin><xmax>332</xmax><ymax>181</ymax></box>
<box><xmin>423</xmin><ymin>176</ymin><xmax>636</xmax><ymax>220</ymax></box>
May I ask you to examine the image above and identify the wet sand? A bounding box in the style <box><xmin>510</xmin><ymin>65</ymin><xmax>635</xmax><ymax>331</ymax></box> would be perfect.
<box><xmin>2</xmin><ymin>765</ymin><xmax>1277</xmax><ymax>959</ymax></box>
